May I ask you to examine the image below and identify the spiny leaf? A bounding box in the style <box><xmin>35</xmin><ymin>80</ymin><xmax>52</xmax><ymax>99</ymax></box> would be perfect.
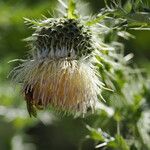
<box><xmin>103</xmin><ymin>0</ymin><xmax>150</xmax><ymax>30</ymax></box>
<box><xmin>67</xmin><ymin>0</ymin><xmax>78</xmax><ymax>19</ymax></box>
<box><xmin>123</xmin><ymin>0</ymin><xmax>132</xmax><ymax>13</ymax></box>
<box><xmin>86</xmin><ymin>13</ymin><xmax>107</xmax><ymax>26</ymax></box>
<box><xmin>24</xmin><ymin>17</ymin><xmax>44</xmax><ymax>27</ymax></box>
<box><xmin>127</xmin><ymin>12</ymin><xmax>150</xmax><ymax>25</ymax></box>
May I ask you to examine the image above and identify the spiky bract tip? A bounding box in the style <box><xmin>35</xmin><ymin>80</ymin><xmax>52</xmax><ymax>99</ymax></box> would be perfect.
<box><xmin>26</xmin><ymin>18</ymin><xmax>94</xmax><ymax>60</ymax></box>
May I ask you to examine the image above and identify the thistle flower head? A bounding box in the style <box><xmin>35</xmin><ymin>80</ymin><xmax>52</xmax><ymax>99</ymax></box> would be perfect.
<box><xmin>10</xmin><ymin>1</ymin><xmax>107</xmax><ymax>117</ymax></box>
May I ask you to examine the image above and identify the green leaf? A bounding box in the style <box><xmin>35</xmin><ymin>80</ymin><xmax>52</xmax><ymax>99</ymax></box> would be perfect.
<box><xmin>108</xmin><ymin>135</ymin><xmax>130</xmax><ymax>150</ymax></box>
<box><xmin>86</xmin><ymin>125</ymin><xmax>105</xmax><ymax>141</ymax></box>
<box><xmin>86</xmin><ymin>13</ymin><xmax>107</xmax><ymax>26</ymax></box>
<box><xmin>67</xmin><ymin>0</ymin><xmax>78</xmax><ymax>19</ymax></box>
<box><xmin>116</xmin><ymin>135</ymin><xmax>130</xmax><ymax>150</ymax></box>
<box><xmin>123</xmin><ymin>1</ymin><xmax>132</xmax><ymax>13</ymax></box>
<box><xmin>127</xmin><ymin>12</ymin><xmax>150</xmax><ymax>25</ymax></box>
<box><xmin>24</xmin><ymin>17</ymin><xmax>43</xmax><ymax>27</ymax></box>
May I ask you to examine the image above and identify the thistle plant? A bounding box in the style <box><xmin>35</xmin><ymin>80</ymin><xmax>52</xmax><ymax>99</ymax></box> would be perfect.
<box><xmin>10</xmin><ymin>0</ymin><xmax>150</xmax><ymax>119</ymax></box>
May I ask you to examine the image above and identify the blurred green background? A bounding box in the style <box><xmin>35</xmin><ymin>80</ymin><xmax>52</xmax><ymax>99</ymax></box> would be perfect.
<box><xmin>0</xmin><ymin>0</ymin><xmax>150</xmax><ymax>150</ymax></box>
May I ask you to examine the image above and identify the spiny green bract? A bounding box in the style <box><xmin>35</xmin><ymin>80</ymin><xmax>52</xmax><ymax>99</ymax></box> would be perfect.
<box><xmin>26</xmin><ymin>18</ymin><xmax>93</xmax><ymax>59</ymax></box>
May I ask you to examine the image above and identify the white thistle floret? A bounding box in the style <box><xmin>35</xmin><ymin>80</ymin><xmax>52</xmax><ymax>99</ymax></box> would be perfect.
<box><xmin>12</xmin><ymin>56</ymin><xmax>104</xmax><ymax>115</ymax></box>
